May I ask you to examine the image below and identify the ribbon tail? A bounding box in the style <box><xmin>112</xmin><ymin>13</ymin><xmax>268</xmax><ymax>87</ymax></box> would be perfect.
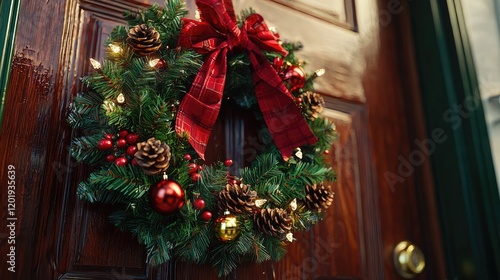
<box><xmin>248</xmin><ymin>45</ymin><xmax>317</xmax><ymax>160</ymax></box>
<box><xmin>175</xmin><ymin>48</ymin><xmax>228</xmax><ymax>160</ymax></box>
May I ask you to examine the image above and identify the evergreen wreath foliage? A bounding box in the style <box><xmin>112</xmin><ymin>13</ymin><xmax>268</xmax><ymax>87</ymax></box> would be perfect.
<box><xmin>68</xmin><ymin>0</ymin><xmax>337</xmax><ymax>276</ymax></box>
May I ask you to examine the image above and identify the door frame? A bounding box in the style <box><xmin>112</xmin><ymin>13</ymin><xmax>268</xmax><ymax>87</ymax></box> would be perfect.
<box><xmin>0</xmin><ymin>0</ymin><xmax>20</xmax><ymax>130</ymax></box>
<box><xmin>409</xmin><ymin>0</ymin><xmax>500</xmax><ymax>278</ymax></box>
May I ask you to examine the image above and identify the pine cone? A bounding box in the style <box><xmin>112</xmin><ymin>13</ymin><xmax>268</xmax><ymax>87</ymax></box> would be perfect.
<box><xmin>218</xmin><ymin>183</ymin><xmax>257</xmax><ymax>214</ymax></box>
<box><xmin>299</xmin><ymin>91</ymin><xmax>325</xmax><ymax>120</ymax></box>
<box><xmin>134</xmin><ymin>138</ymin><xmax>171</xmax><ymax>175</ymax></box>
<box><xmin>304</xmin><ymin>184</ymin><xmax>334</xmax><ymax>212</ymax></box>
<box><xmin>254</xmin><ymin>208</ymin><xmax>292</xmax><ymax>236</ymax></box>
<box><xmin>126</xmin><ymin>24</ymin><xmax>162</xmax><ymax>56</ymax></box>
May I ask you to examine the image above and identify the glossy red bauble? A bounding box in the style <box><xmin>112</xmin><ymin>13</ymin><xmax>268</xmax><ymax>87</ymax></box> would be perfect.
<box><xmin>283</xmin><ymin>65</ymin><xmax>306</xmax><ymax>91</ymax></box>
<box><xmin>201</xmin><ymin>211</ymin><xmax>213</xmax><ymax>221</ymax></box>
<box><xmin>126</xmin><ymin>146</ymin><xmax>138</xmax><ymax>156</ymax></box>
<box><xmin>149</xmin><ymin>179</ymin><xmax>185</xmax><ymax>214</ymax></box>
<box><xmin>114</xmin><ymin>157</ymin><xmax>128</xmax><ymax>166</ymax></box>
<box><xmin>118</xmin><ymin>129</ymin><xmax>129</xmax><ymax>139</ymax></box>
<box><xmin>191</xmin><ymin>173</ymin><xmax>202</xmax><ymax>182</ymax></box>
<box><xmin>104</xmin><ymin>133</ymin><xmax>114</xmax><ymax>140</ymax></box>
<box><xmin>188</xmin><ymin>163</ymin><xmax>198</xmax><ymax>174</ymax></box>
<box><xmin>184</xmin><ymin>154</ymin><xmax>192</xmax><ymax>161</ymax></box>
<box><xmin>97</xmin><ymin>139</ymin><xmax>113</xmax><ymax>150</ymax></box>
<box><xmin>116</xmin><ymin>139</ymin><xmax>127</xmax><ymax>148</ymax></box>
<box><xmin>126</xmin><ymin>133</ymin><xmax>139</xmax><ymax>145</ymax></box>
<box><xmin>224</xmin><ymin>159</ymin><xmax>233</xmax><ymax>167</ymax></box>
<box><xmin>193</xmin><ymin>198</ymin><xmax>206</xmax><ymax>210</ymax></box>
<box><xmin>273</xmin><ymin>57</ymin><xmax>284</xmax><ymax>72</ymax></box>
<box><xmin>106</xmin><ymin>154</ymin><xmax>115</xmax><ymax>162</ymax></box>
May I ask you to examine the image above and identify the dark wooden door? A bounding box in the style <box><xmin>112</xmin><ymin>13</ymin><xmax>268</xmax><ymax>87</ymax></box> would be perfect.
<box><xmin>0</xmin><ymin>0</ymin><xmax>446</xmax><ymax>279</ymax></box>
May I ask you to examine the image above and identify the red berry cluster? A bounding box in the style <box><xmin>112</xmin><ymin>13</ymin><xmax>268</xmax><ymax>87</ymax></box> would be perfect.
<box><xmin>193</xmin><ymin>197</ymin><xmax>212</xmax><ymax>221</ymax></box>
<box><xmin>97</xmin><ymin>129</ymin><xmax>139</xmax><ymax>166</ymax></box>
<box><xmin>184</xmin><ymin>154</ymin><xmax>203</xmax><ymax>182</ymax></box>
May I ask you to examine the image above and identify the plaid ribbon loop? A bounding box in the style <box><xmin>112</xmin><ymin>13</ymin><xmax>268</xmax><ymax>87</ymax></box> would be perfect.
<box><xmin>176</xmin><ymin>0</ymin><xmax>317</xmax><ymax>160</ymax></box>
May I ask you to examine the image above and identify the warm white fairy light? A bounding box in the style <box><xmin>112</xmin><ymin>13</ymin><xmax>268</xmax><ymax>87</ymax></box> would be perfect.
<box><xmin>289</xmin><ymin>198</ymin><xmax>297</xmax><ymax>211</ymax></box>
<box><xmin>116</xmin><ymin>93</ymin><xmax>125</xmax><ymax>104</ymax></box>
<box><xmin>286</xmin><ymin>232</ymin><xmax>294</xmax><ymax>242</ymax></box>
<box><xmin>255</xmin><ymin>199</ymin><xmax>267</xmax><ymax>208</ymax></box>
<box><xmin>149</xmin><ymin>58</ymin><xmax>160</xmax><ymax>68</ymax></box>
<box><xmin>90</xmin><ymin>58</ymin><xmax>101</xmax><ymax>69</ymax></box>
<box><xmin>195</xmin><ymin>9</ymin><xmax>201</xmax><ymax>20</ymax></box>
<box><xmin>108</xmin><ymin>44</ymin><xmax>122</xmax><ymax>53</ymax></box>
<box><xmin>315</xmin><ymin>68</ymin><xmax>326</xmax><ymax>77</ymax></box>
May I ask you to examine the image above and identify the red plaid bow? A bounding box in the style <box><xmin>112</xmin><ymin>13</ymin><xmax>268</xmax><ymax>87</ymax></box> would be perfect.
<box><xmin>176</xmin><ymin>0</ymin><xmax>317</xmax><ymax>160</ymax></box>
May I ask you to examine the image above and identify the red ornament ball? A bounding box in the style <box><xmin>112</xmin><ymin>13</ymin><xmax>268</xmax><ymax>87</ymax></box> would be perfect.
<box><xmin>126</xmin><ymin>133</ymin><xmax>139</xmax><ymax>145</ymax></box>
<box><xmin>188</xmin><ymin>163</ymin><xmax>198</xmax><ymax>174</ymax></box>
<box><xmin>193</xmin><ymin>198</ymin><xmax>206</xmax><ymax>210</ymax></box>
<box><xmin>104</xmin><ymin>133</ymin><xmax>114</xmax><ymax>140</ymax></box>
<box><xmin>114</xmin><ymin>156</ymin><xmax>128</xmax><ymax>166</ymax></box>
<box><xmin>150</xmin><ymin>179</ymin><xmax>185</xmax><ymax>214</ymax></box>
<box><xmin>116</xmin><ymin>139</ymin><xmax>127</xmax><ymax>148</ymax></box>
<box><xmin>106</xmin><ymin>154</ymin><xmax>115</xmax><ymax>162</ymax></box>
<box><xmin>224</xmin><ymin>159</ymin><xmax>233</xmax><ymax>167</ymax></box>
<box><xmin>191</xmin><ymin>173</ymin><xmax>202</xmax><ymax>182</ymax></box>
<box><xmin>283</xmin><ymin>65</ymin><xmax>306</xmax><ymax>91</ymax></box>
<box><xmin>184</xmin><ymin>154</ymin><xmax>192</xmax><ymax>161</ymax></box>
<box><xmin>273</xmin><ymin>57</ymin><xmax>284</xmax><ymax>72</ymax></box>
<box><xmin>201</xmin><ymin>211</ymin><xmax>213</xmax><ymax>221</ymax></box>
<box><xmin>118</xmin><ymin>129</ymin><xmax>129</xmax><ymax>139</ymax></box>
<box><xmin>155</xmin><ymin>59</ymin><xmax>167</xmax><ymax>69</ymax></box>
<box><xmin>126</xmin><ymin>146</ymin><xmax>138</xmax><ymax>156</ymax></box>
<box><xmin>97</xmin><ymin>139</ymin><xmax>113</xmax><ymax>150</ymax></box>
<box><xmin>295</xmin><ymin>97</ymin><xmax>303</xmax><ymax>103</ymax></box>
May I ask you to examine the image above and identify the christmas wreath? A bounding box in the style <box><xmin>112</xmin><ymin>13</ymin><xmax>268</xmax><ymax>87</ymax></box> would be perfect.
<box><xmin>68</xmin><ymin>0</ymin><xmax>337</xmax><ymax>276</ymax></box>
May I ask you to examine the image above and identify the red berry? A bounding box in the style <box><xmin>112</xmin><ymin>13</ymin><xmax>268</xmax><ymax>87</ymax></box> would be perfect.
<box><xmin>193</xmin><ymin>198</ymin><xmax>206</xmax><ymax>210</ymax></box>
<box><xmin>115</xmin><ymin>157</ymin><xmax>128</xmax><ymax>166</ymax></box>
<box><xmin>126</xmin><ymin>133</ymin><xmax>139</xmax><ymax>145</ymax></box>
<box><xmin>97</xmin><ymin>139</ymin><xmax>113</xmax><ymax>150</ymax></box>
<box><xmin>296</xmin><ymin>97</ymin><xmax>303</xmax><ymax>103</ymax></box>
<box><xmin>126</xmin><ymin>146</ymin><xmax>137</xmax><ymax>156</ymax></box>
<box><xmin>188</xmin><ymin>163</ymin><xmax>198</xmax><ymax>174</ymax></box>
<box><xmin>323</xmin><ymin>150</ymin><xmax>330</xmax><ymax>155</ymax></box>
<box><xmin>201</xmin><ymin>211</ymin><xmax>212</xmax><ymax>221</ymax></box>
<box><xmin>224</xmin><ymin>159</ymin><xmax>233</xmax><ymax>167</ymax></box>
<box><xmin>197</xmin><ymin>165</ymin><xmax>204</xmax><ymax>171</ymax></box>
<box><xmin>104</xmin><ymin>133</ymin><xmax>114</xmax><ymax>140</ymax></box>
<box><xmin>106</xmin><ymin>154</ymin><xmax>115</xmax><ymax>162</ymax></box>
<box><xmin>116</xmin><ymin>139</ymin><xmax>127</xmax><ymax>148</ymax></box>
<box><xmin>229</xmin><ymin>179</ymin><xmax>237</xmax><ymax>185</ymax></box>
<box><xmin>184</xmin><ymin>154</ymin><xmax>192</xmax><ymax>161</ymax></box>
<box><xmin>191</xmin><ymin>173</ymin><xmax>202</xmax><ymax>182</ymax></box>
<box><xmin>131</xmin><ymin>158</ymin><xmax>138</xmax><ymax>166</ymax></box>
<box><xmin>118</xmin><ymin>129</ymin><xmax>129</xmax><ymax>139</ymax></box>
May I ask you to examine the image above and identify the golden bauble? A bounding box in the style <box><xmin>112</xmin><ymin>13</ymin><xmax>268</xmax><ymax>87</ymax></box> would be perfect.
<box><xmin>214</xmin><ymin>211</ymin><xmax>240</xmax><ymax>241</ymax></box>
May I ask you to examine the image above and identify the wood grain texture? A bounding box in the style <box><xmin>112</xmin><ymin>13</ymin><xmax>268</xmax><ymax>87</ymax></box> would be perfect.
<box><xmin>0</xmin><ymin>0</ymin><xmax>447</xmax><ymax>279</ymax></box>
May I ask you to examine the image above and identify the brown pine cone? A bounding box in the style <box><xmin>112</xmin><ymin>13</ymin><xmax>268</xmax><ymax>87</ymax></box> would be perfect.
<box><xmin>299</xmin><ymin>91</ymin><xmax>325</xmax><ymax>120</ymax></box>
<box><xmin>134</xmin><ymin>138</ymin><xmax>171</xmax><ymax>175</ymax></box>
<box><xmin>254</xmin><ymin>208</ymin><xmax>292</xmax><ymax>236</ymax></box>
<box><xmin>304</xmin><ymin>184</ymin><xmax>334</xmax><ymax>212</ymax></box>
<box><xmin>126</xmin><ymin>24</ymin><xmax>162</xmax><ymax>56</ymax></box>
<box><xmin>218</xmin><ymin>183</ymin><xmax>257</xmax><ymax>214</ymax></box>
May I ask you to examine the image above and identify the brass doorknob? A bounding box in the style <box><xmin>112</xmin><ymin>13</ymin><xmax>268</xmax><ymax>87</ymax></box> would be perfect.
<box><xmin>393</xmin><ymin>241</ymin><xmax>425</xmax><ymax>278</ymax></box>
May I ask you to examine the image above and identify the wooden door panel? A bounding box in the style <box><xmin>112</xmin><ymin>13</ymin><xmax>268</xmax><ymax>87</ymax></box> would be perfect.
<box><xmin>0</xmin><ymin>0</ymin><xmax>447</xmax><ymax>279</ymax></box>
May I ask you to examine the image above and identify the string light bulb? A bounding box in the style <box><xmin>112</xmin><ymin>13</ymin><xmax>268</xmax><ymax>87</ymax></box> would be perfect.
<box><xmin>90</xmin><ymin>58</ymin><xmax>101</xmax><ymax>70</ymax></box>
<box><xmin>117</xmin><ymin>93</ymin><xmax>125</xmax><ymax>104</ymax></box>
<box><xmin>315</xmin><ymin>68</ymin><xmax>326</xmax><ymax>77</ymax></box>
<box><xmin>149</xmin><ymin>58</ymin><xmax>160</xmax><ymax>68</ymax></box>
<box><xmin>108</xmin><ymin>44</ymin><xmax>122</xmax><ymax>53</ymax></box>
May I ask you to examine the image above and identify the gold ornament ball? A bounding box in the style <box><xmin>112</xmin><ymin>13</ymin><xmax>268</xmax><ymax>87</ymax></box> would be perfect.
<box><xmin>214</xmin><ymin>211</ymin><xmax>240</xmax><ymax>241</ymax></box>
